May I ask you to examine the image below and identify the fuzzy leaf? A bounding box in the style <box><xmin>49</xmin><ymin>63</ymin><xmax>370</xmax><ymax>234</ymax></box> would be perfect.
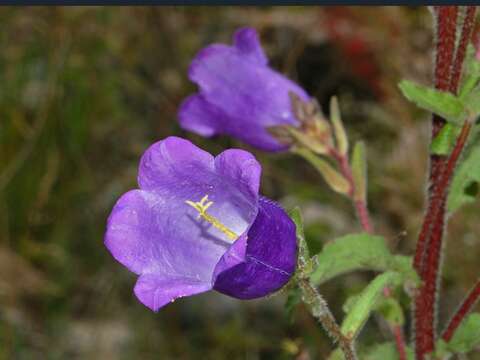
<box><xmin>446</xmin><ymin>313</ymin><xmax>480</xmax><ymax>354</ymax></box>
<box><xmin>341</xmin><ymin>272</ymin><xmax>401</xmax><ymax>339</ymax></box>
<box><xmin>398</xmin><ymin>80</ymin><xmax>464</xmax><ymax>123</ymax></box>
<box><xmin>447</xmin><ymin>145</ymin><xmax>480</xmax><ymax>212</ymax></box>
<box><xmin>352</xmin><ymin>141</ymin><xmax>367</xmax><ymax>202</ymax></box>
<box><xmin>310</xmin><ymin>233</ymin><xmax>393</xmax><ymax>285</ymax></box>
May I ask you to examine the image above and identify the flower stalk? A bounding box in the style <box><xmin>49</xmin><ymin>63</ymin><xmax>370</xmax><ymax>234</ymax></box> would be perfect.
<box><xmin>415</xmin><ymin>120</ymin><xmax>473</xmax><ymax>358</ymax></box>
<box><xmin>442</xmin><ymin>279</ymin><xmax>480</xmax><ymax>342</ymax></box>
<box><xmin>297</xmin><ymin>278</ymin><xmax>358</xmax><ymax>360</ymax></box>
<box><xmin>393</xmin><ymin>325</ymin><xmax>407</xmax><ymax>360</ymax></box>
<box><xmin>414</xmin><ymin>6</ymin><xmax>477</xmax><ymax>359</ymax></box>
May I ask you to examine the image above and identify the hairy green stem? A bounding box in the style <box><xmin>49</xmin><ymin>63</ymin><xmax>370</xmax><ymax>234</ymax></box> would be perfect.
<box><xmin>298</xmin><ymin>278</ymin><xmax>358</xmax><ymax>360</ymax></box>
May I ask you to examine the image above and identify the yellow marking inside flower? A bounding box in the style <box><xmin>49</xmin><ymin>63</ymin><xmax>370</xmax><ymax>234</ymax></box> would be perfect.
<box><xmin>185</xmin><ymin>195</ymin><xmax>238</xmax><ymax>241</ymax></box>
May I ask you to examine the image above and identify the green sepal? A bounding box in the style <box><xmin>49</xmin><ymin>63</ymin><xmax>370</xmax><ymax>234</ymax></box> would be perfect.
<box><xmin>330</xmin><ymin>96</ymin><xmax>349</xmax><ymax>156</ymax></box>
<box><xmin>351</xmin><ymin>141</ymin><xmax>367</xmax><ymax>202</ymax></box>
<box><xmin>289</xmin><ymin>207</ymin><xmax>309</xmax><ymax>269</ymax></box>
<box><xmin>287</xmin><ymin>127</ymin><xmax>329</xmax><ymax>155</ymax></box>
<box><xmin>293</xmin><ymin>147</ymin><xmax>351</xmax><ymax>195</ymax></box>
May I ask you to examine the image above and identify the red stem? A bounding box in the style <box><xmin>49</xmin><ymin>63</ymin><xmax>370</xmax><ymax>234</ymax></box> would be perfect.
<box><xmin>442</xmin><ymin>279</ymin><xmax>480</xmax><ymax>342</ymax></box>
<box><xmin>414</xmin><ymin>6</ymin><xmax>459</xmax><ymax>274</ymax></box>
<box><xmin>383</xmin><ymin>287</ymin><xmax>407</xmax><ymax>360</ymax></box>
<box><xmin>393</xmin><ymin>325</ymin><xmax>407</xmax><ymax>360</ymax></box>
<box><xmin>354</xmin><ymin>200</ymin><xmax>372</xmax><ymax>234</ymax></box>
<box><xmin>415</xmin><ymin>121</ymin><xmax>472</xmax><ymax>358</ymax></box>
<box><xmin>330</xmin><ymin>148</ymin><xmax>373</xmax><ymax>233</ymax></box>
<box><xmin>414</xmin><ymin>7</ymin><xmax>478</xmax><ymax>358</ymax></box>
<box><xmin>449</xmin><ymin>6</ymin><xmax>477</xmax><ymax>94</ymax></box>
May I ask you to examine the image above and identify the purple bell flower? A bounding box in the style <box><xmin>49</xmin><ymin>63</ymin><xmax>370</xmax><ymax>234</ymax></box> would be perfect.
<box><xmin>178</xmin><ymin>27</ymin><xmax>310</xmax><ymax>152</ymax></box>
<box><xmin>105</xmin><ymin>137</ymin><xmax>297</xmax><ymax>311</ymax></box>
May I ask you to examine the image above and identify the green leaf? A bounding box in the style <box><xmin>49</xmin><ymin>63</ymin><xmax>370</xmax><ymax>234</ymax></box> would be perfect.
<box><xmin>310</xmin><ymin>233</ymin><xmax>393</xmax><ymax>285</ymax></box>
<box><xmin>351</xmin><ymin>141</ymin><xmax>367</xmax><ymax>202</ymax></box>
<box><xmin>341</xmin><ymin>272</ymin><xmax>401</xmax><ymax>339</ymax></box>
<box><xmin>430</xmin><ymin>123</ymin><xmax>458</xmax><ymax>155</ymax></box>
<box><xmin>361</xmin><ymin>342</ymin><xmax>414</xmax><ymax>360</ymax></box>
<box><xmin>398</xmin><ymin>80</ymin><xmax>464</xmax><ymax>123</ymax></box>
<box><xmin>445</xmin><ymin>313</ymin><xmax>480</xmax><ymax>354</ymax></box>
<box><xmin>447</xmin><ymin>145</ymin><xmax>480</xmax><ymax>212</ymax></box>
<box><xmin>330</xmin><ymin>96</ymin><xmax>349</xmax><ymax>156</ymax></box>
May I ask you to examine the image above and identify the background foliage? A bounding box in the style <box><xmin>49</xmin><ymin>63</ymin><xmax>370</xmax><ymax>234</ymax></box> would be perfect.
<box><xmin>1</xmin><ymin>6</ymin><xmax>479</xmax><ymax>359</ymax></box>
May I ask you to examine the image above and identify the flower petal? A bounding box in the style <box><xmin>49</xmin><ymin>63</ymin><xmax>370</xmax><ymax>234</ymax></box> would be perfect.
<box><xmin>106</xmin><ymin>137</ymin><xmax>261</xmax><ymax>294</ymax></box>
<box><xmin>178</xmin><ymin>95</ymin><xmax>220</xmax><ymax>137</ymax></box>
<box><xmin>233</xmin><ymin>27</ymin><xmax>268</xmax><ymax>65</ymax></box>
<box><xmin>213</xmin><ymin>197</ymin><xmax>297</xmax><ymax>299</ymax></box>
<box><xmin>182</xmin><ymin>28</ymin><xmax>309</xmax><ymax>151</ymax></box>
<box><xmin>178</xmin><ymin>94</ymin><xmax>291</xmax><ymax>152</ymax></box>
<box><xmin>134</xmin><ymin>273</ymin><xmax>212</xmax><ymax>311</ymax></box>
<box><xmin>105</xmin><ymin>189</ymin><xmax>223</xmax><ymax>281</ymax></box>
<box><xmin>214</xmin><ymin>148</ymin><xmax>261</xmax><ymax>200</ymax></box>
<box><xmin>138</xmin><ymin>136</ymin><xmax>214</xmax><ymax>192</ymax></box>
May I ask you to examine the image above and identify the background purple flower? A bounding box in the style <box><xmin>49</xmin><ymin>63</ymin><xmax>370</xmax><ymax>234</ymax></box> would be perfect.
<box><xmin>179</xmin><ymin>27</ymin><xmax>310</xmax><ymax>152</ymax></box>
<box><xmin>105</xmin><ymin>136</ymin><xmax>297</xmax><ymax>311</ymax></box>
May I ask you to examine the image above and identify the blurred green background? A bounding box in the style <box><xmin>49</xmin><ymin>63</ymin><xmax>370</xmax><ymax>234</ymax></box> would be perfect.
<box><xmin>1</xmin><ymin>6</ymin><xmax>479</xmax><ymax>359</ymax></box>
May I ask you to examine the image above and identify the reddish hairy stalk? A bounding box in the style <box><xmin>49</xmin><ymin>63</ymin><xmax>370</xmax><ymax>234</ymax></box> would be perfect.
<box><xmin>442</xmin><ymin>279</ymin><xmax>480</xmax><ymax>342</ymax></box>
<box><xmin>329</xmin><ymin>148</ymin><xmax>373</xmax><ymax>233</ymax></box>
<box><xmin>415</xmin><ymin>121</ymin><xmax>472</xmax><ymax>359</ymax></box>
<box><xmin>354</xmin><ymin>200</ymin><xmax>372</xmax><ymax>234</ymax></box>
<box><xmin>422</xmin><ymin>6</ymin><xmax>477</xmax><ymax>269</ymax></box>
<box><xmin>414</xmin><ymin>6</ymin><xmax>459</xmax><ymax>274</ymax></box>
<box><xmin>433</xmin><ymin>6</ymin><xmax>459</xmax><ymax>95</ymax></box>
<box><xmin>414</xmin><ymin>6</ymin><xmax>477</xmax><ymax>358</ymax></box>
<box><xmin>449</xmin><ymin>6</ymin><xmax>477</xmax><ymax>94</ymax></box>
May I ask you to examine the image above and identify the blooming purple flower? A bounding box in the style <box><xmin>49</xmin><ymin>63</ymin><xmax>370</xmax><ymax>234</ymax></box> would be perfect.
<box><xmin>178</xmin><ymin>27</ymin><xmax>310</xmax><ymax>152</ymax></box>
<box><xmin>105</xmin><ymin>136</ymin><xmax>297</xmax><ymax>311</ymax></box>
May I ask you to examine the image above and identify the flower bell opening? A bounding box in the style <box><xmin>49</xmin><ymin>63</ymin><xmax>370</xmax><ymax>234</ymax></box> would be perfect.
<box><xmin>185</xmin><ymin>194</ymin><xmax>238</xmax><ymax>241</ymax></box>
